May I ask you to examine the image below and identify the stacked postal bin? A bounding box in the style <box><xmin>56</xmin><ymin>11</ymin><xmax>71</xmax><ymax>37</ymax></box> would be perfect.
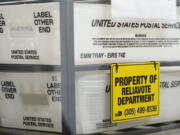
<box><xmin>74</xmin><ymin>0</ymin><xmax>180</xmax><ymax>134</ymax></box>
<box><xmin>1</xmin><ymin>0</ymin><xmax>180</xmax><ymax>135</ymax></box>
<box><xmin>0</xmin><ymin>1</ymin><xmax>62</xmax><ymax>133</ymax></box>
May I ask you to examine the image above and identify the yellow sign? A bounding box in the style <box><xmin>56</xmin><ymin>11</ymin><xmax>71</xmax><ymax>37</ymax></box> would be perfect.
<box><xmin>111</xmin><ymin>62</ymin><xmax>160</xmax><ymax>123</ymax></box>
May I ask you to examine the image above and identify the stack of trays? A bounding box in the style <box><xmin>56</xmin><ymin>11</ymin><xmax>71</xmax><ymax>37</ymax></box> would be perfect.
<box><xmin>74</xmin><ymin>1</ymin><xmax>180</xmax><ymax>134</ymax></box>
<box><xmin>0</xmin><ymin>1</ymin><xmax>62</xmax><ymax>133</ymax></box>
<box><xmin>0</xmin><ymin>1</ymin><xmax>180</xmax><ymax>134</ymax></box>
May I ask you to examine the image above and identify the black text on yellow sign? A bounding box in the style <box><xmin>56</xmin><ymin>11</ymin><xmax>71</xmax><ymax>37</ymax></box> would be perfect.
<box><xmin>111</xmin><ymin>62</ymin><xmax>160</xmax><ymax>123</ymax></box>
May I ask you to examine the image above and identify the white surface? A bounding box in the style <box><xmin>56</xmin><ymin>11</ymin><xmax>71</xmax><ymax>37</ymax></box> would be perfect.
<box><xmin>0</xmin><ymin>72</ymin><xmax>62</xmax><ymax>132</ymax></box>
<box><xmin>74</xmin><ymin>4</ymin><xmax>180</xmax><ymax>65</ymax></box>
<box><xmin>111</xmin><ymin>0</ymin><xmax>177</xmax><ymax>20</ymax></box>
<box><xmin>76</xmin><ymin>69</ymin><xmax>180</xmax><ymax>134</ymax></box>
<box><xmin>0</xmin><ymin>2</ymin><xmax>60</xmax><ymax>65</ymax></box>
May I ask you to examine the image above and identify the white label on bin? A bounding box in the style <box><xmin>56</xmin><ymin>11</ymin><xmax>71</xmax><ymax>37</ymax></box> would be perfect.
<box><xmin>76</xmin><ymin>70</ymin><xmax>180</xmax><ymax>134</ymax></box>
<box><xmin>74</xmin><ymin>4</ymin><xmax>180</xmax><ymax>65</ymax></box>
<box><xmin>0</xmin><ymin>72</ymin><xmax>62</xmax><ymax>132</ymax></box>
<box><xmin>0</xmin><ymin>2</ymin><xmax>60</xmax><ymax>65</ymax></box>
<box><xmin>111</xmin><ymin>0</ymin><xmax>176</xmax><ymax>20</ymax></box>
